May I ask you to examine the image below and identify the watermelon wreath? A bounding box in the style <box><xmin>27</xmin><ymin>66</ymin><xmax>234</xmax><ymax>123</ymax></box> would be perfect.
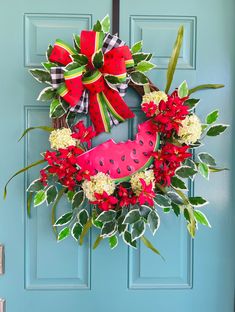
<box><xmin>4</xmin><ymin>16</ymin><xmax>228</xmax><ymax>255</ymax></box>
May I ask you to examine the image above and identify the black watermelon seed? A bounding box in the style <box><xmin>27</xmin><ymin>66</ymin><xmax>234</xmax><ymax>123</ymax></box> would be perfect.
<box><xmin>117</xmin><ymin>168</ymin><xmax>121</xmax><ymax>174</ymax></box>
<box><xmin>95</xmin><ymin>169</ymin><xmax>98</xmax><ymax>174</ymax></box>
<box><xmin>121</xmin><ymin>155</ymin><xmax>125</xmax><ymax>161</ymax></box>
<box><xmin>127</xmin><ymin>165</ymin><xmax>132</xmax><ymax>171</ymax></box>
<box><xmin>132</xmin><ymin>148</ymin><xmax>136</xmax><ymax>155</ymax></box>
<box><xmin>133</xmin><ymin>159</ymin><xmax>139</xmax><ymax>164</ymax></box>
<box><xmin>106</xmin><ymin>170</ymin><xmax>110</xmax><ymax>175</ymax></box>
<box><xmin>109</xmin><ymin>159</ymin><xmax>114</xmax><ymax>164</ymax></box>
<box><xmin>143</xmin><ymin>152</ymin><xmax>148</xmax><ymax>156</ymax></box>
<box><xmin>146</xmin><ymin>131</ymin><xmax>152</xmax><ymax>135</ymax></box>
<box><xmin>99</xmin><ymin>160</ymin><xmax>104</xmax><ymax>166</ymax></box>
<box><xmin>139</xmin><ymin>140</ymin><xmax>144</xmax><ymax>145</ymax></box>
<box><xmin>149</xmin><ymin>140</ymin><xmax>153</xmax><ymax>146</ymax></box>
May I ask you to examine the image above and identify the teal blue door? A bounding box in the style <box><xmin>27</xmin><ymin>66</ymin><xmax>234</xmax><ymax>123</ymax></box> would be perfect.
<box><xmin>0</xmin><ymin>0</ymin><xmax>234</xmax><ymax>311</ymax></box>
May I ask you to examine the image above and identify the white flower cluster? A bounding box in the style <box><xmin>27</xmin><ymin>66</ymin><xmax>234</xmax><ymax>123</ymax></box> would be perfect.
<box><xmin>130</xmin><ymin>169</ymin><xmax>155</xmax><ymax>195</ymax></box>
<box><xmin>178</xmin><ymin>114</ymin><xmax>202</xmax><ymax>144</ymax></box>
<box><xmin>82</xmin><ymin>172</ymin><xmax>115</xmax><ymax>201</ymax></box>
<box><xmin>142</xmin><ymin>91</ymin><xmax>168</xmax><ymax>104</ymax></box>
<box><xmin>49</xmin><ymin>128</ymin><xmax>76</xmax><ymax>150</ymax></box>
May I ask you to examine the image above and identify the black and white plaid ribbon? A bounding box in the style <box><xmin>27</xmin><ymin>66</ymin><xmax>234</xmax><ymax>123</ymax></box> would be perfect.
<box><xmin>101</xmin><ymin>33</ymin><xmax>129</xmax><ymax>99</ymax></box>
<box><xmin>107</xmin><ymin>111</ymin><xmax>119</xmax><ymax>126</ymax></box>
<box><xmin>102</xmin><ymin>33</ymin><xmax>125</xmax><ymax>53</ymax></box>
<box><xmin>50</xmin><ymin>67</ymin><xmax>64</xmax><ymax>89</ymax></box>
<box><xmin>70</xmin><ymin>89</ymin><xmax>89</xmax><ymax>114</ymax></box>
<box><xmin>117</xmin><ymin>76</ymin><xmax>131</xmax><ymax>97</ymax></box>
<box><xmin>50</xmin><ymin>33</ymin><xmax>131</xmax><ymax>120</ymax></box>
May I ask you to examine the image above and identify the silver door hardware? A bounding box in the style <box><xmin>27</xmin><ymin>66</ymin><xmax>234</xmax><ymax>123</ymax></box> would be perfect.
<box><xmin>0</xmin><ymin>299</ymin><xmax>5</xmax><ymax>312</ymax></box>
<box><xmin>0</xmin><ymin>245</ymin><xmax>4</xmax><ymax>275</ymax></box>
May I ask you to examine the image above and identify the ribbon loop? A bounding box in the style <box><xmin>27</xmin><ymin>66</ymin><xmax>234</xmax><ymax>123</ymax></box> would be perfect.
<box><xmin>103</xmin><ymin>46</ymin><xmax>134</xmax><ymax>71</ymax></box>
<box><xmin>49</xmin><ymin>31</ymin><xmax>135</xmax><ymax>134</ymax></box>
<box><xmin>57</xmin><ymin>83</ymin><xmax>79</xmax><ymax>107</ymax></box>
<box><xmin>80</xmin><ymin>31</ymin><xmax>105</xmax><ymax>69</ymax></box>
<box><xmin>82</xmin><ymin>70</ymin><xmax>106</xmax><ymax>93</ymax></box>
<box><xmin>49</xmin><ymin>39</ymin><xmax>76</xmax><ymax>65</ymax></box>
<box><xmin>64</xmin><ymin>66</ymin><xmax>84</xmax><ymax>96</ymax></box>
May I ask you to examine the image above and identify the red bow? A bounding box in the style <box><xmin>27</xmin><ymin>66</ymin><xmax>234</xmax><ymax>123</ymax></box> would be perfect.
<box><xmin>49</xmin><ymin>31</ymin><xmax>135</xmax><ymax>134</ymax></box>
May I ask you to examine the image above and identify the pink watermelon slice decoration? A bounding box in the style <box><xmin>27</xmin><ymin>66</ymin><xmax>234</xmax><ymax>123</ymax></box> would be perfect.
<box><xmin>76</xmin><ymin>120</ymin><xmax>160</xmax><ymax>183</ymax></box>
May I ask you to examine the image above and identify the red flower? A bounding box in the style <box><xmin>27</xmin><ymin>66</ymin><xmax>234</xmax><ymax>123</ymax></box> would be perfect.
<box><xmin>154</xmin><ymin>163</ymin><xmax>176</xmax><ymax>186</ymax></box>
<box><xmin>44</xmin><ymin>150</ymin><xmax>58</xmax><ymax>166</ymax></box>
<box><xmin>150</xmin><ymin>92</ymin><xmax>189</xmax><ymax>138</ymax></box>
<box><xmin>43</xmin><ymin>146</ymin><xmax>84</xmax><ymax>191</ymax></box>
<box><xmin>153</xmin><ymin>142</ymin><xmax>192</xmax><ymax>186</ymax></box>
<box><xmin>91</xmin><ymin>191</ymin><xmax>118</xmax><ymax>211</ymax></box>
<box><xmin>118</xmin><ymin>185</ymin><xmax>137</xmax><ymax>207</ymax></box>
<box><xmin>137</xmin><ymin>179</ymin><xmax>155</xmax><ymax>206</ymax></box>
<box><xmin>160</xmin><ymin>143</ymin><xmax>191</xmax><ymax>163</ymax></box>
<box><xmin>76</xmin><ymin>167</ymin><xmax>94</xmax><ymax>182</ymax></box>
<box><xmin>72</xmin><ymin>121</ymin><xmax>96</xmax><ymax>148</ymax></box>
<box><xmin>62</xmin><ymin>175</ymin><xmax>76</xmax><ymax>190</ymax></box>
<box><xmin>59</xmin><ymin>146</ymin><xmax>84</xmax><ymax>164</ymax></box>
<box><xmin>40</xmin><ymin>169</ymin><xmax>48</xmax><ymax>186</ymax></box>
<box><xmin>141</xmin><ymin>101</ymin><xmax>158</xmax><ymax>117</ymax></box>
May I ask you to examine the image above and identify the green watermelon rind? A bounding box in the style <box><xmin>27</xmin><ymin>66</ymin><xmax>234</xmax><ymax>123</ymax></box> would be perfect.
<box><xmin>113</xmin><ymin>132</ymin><xmax>160</xmax><ymax>184</ymax></box>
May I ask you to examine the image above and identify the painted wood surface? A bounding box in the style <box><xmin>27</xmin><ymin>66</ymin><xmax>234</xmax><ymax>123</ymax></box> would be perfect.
<box><xmin>0</xmin><ymin>0</ymin><xmax>234</xmax><ymax>311</ymax></box>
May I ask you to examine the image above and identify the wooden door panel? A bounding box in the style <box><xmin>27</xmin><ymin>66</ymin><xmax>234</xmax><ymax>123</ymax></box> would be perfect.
<box><xmin>0</xmin><ymin>0</ymin><xmax>234</xmax><ymax>311</ymax></box>
<box><xmin>119</xmin><ymin>1</ymin><xmax>234</xmax><ymax>311</ymax></box>
<box><xmin>25</xmin><ymin>108</ymin><xmax>90</xmax><ymax>290</ymax></box>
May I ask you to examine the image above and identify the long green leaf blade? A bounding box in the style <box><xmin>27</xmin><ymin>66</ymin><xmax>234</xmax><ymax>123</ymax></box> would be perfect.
<box><xmin>165</xmin><ymin>25</ymin><xmax>184</xmax><ymax>94</ymax></box>
<box><xmin>189</xmin><ymin>84</ymin><xmax>224</xmax><ymax>95</ymax></box>
<box><xmin>141</xmin><ymin>236</ymin><xmax>164</xmax><ymax>260</ymax></box>
<box><xmin>93</xmin><ymin>235</ymin><xmax>103</xmax><ymax>249</ymax></box>
<box><xmin>27</xmin><ymin>192</ymin><xmax>33</xmax><ymax>218</ymax></box>
<box><xmin>208</xmin><ymin>167</ymin><xmax>229</xmax><ymax>172</ymax></box>
<box><xmin>79</xmin><ymin>218</ymin><xmax>92</xmax><ymax>245</ymax></box>
<box><xmin>18</xmin><ymin>126</ymin><xmax>53</xmax><ymax>142</ymax></box>
<box><xmin>4</xmin><ymin>159</ymin><xmax>46</xmax><ymax>199</ymax></box>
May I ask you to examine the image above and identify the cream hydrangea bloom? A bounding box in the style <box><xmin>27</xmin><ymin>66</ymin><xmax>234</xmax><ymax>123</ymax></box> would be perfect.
<box><xmin>130</xmin><ymin>169</ymin><xmax>155</xmax><ymax>196</ymax></box>
<box><xmin>142</xmin><ymin>91</ymin><xmax>168</xmax><ymax>104</ymax></box>
<box><xmin>49</xmin><ymin>128</ymin><xmax>76</xmax><ymax>150</ymax></box>
<box><xmin>178</xmin><ymin>114</ymin><xmax>202</xmax><ymax>145</ymax></box>
<box><xmin>82</xmin><ymin>172</ymin><xmax>115</xmax><ymax>201</ymax></box>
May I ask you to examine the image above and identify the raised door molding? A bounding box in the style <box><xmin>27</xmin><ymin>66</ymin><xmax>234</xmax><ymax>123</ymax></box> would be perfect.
<box><xmin>24</xmin><ymin>13</ymin><xmax>92</xmax><ymax>67</ymax></box>
<box><xmin>24</xmin><ymin>106</ymin><xmax>91</xmax><ymax>290</ymax></box>
<box><xmin>130</xmin><ymin>15</ymin><xmax>196</xmax><ymax>69</ymax></box>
